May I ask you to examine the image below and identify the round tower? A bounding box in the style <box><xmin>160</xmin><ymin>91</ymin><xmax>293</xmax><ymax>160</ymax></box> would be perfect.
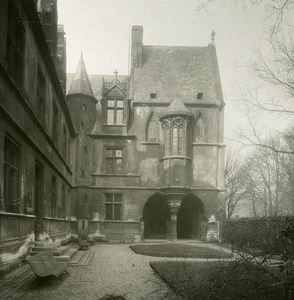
<box><xmin>67</xmin><ymin>53</ymin><xmax>97</xmax><ymax>133</ymax></box>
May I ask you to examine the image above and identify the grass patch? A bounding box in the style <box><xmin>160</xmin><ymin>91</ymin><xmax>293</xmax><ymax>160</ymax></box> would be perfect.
<box><xmin>130</xmin><ymin>243</ymin><xmax>233</xmax><ymax>259</ymax></box>
<box><xmin>151</xmin><ymin>260</ymin><xmax>294</xmax><ymax>300</ymax></box>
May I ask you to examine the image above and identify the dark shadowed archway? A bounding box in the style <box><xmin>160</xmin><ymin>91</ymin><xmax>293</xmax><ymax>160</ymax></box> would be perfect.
<box><xmin>143</xmin><ymin>193</ymin><xmax>170</xmax><ymax>239</ymax></box>
<box><xmin>177</xmin><ymin>194</ymin><xmax>204</xmax><ymax>239</ymax></box>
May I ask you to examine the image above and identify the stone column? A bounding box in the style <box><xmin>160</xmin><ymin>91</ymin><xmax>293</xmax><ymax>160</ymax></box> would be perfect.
<box><xmin>167</xmin><ymin>200</ymin><xmax>181</xmax><ymax>241</ymax></box>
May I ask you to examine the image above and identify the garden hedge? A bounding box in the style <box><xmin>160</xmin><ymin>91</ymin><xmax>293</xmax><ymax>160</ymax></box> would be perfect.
<box><xmin>222</xmin><ymin>216</ymin><xmax>294</xmax><ymax>258</ymax></box>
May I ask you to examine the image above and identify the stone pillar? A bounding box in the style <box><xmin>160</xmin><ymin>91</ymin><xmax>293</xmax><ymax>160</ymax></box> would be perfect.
<box><xmin>167</xmin><ymin>200</ymin><xmax>181</xmax><ymax>241</ymax></box>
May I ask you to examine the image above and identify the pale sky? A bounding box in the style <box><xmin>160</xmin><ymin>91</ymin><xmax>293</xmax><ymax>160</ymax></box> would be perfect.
<box><xmin>57</xmin><ymin>0</ymin><xmax>294</xmax><ymax>145</ymax></box>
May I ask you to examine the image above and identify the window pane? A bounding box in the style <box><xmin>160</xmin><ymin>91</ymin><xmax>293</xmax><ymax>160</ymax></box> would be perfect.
<box><xmin>114</xmin><ymin>194</ymin><xmax>122</xmax><ymax>202</ymax></box>
<box><xmin>114</xmin><ymin>204</ymin><xmax>121</xmax><ymax>220</ymax></box>
<box><xmin>172</xmin><ymin>127</ymin><xmax>178</xmax><ymax>155</ymax></box>
<box><xmin>108</xmin><ymin>100</ymin><xmax>115</xmax><ymax>107</ymax></box>
<box><xmin>116</xmin><ymin>100</ymin><xmax>124</xmax><ymax>108</ymax></box>
<box><xmin>115</xmin><ymin>149</ymin><xmax>122</xmax><ymax>157</ymax></box>
<box><xmin>107</xmin><ymin>109</ymin><xmax>114</xmax><ymax>124</ymax></box>
<box><xmin>116</xmin><ymin>109</ymin><xmax>123</xmax><ymax>124</ymax></box>
<box><xmin>164</xmin><ymin>130</ymin><xmax>170</xmax><ymax>156</ymax></box>
<box><xmin>106</xmin><ymin>158</ymin><xmax>114</xmax><ymax>173</ymax></box>
<box><xmin>106</xmin><ymin>204</ymin><xmax>112</xmax><ymax>220</ymax></box>
<box><xmin>106</xmin><ymin>149</ymin><xmax>114</xmax><ymax>157</ymax></box>
<box><xmin>105</xmin><ymin>194</ymin><xmax>113</xmax><ymax>202</ymax></box>
<box><xmin>148</xmin><ymin>120</ymin><xmax>157</xmax><ymax>142</ymax></box>
<box><xmin>179</xmin><ymin>128</ymin><xmax>184</xmax><ymax>155</ymax></box>
<box><xmin>116</xmin><ymin>158</ymin><xmax>123</xmax><ymax>173</ymax></box>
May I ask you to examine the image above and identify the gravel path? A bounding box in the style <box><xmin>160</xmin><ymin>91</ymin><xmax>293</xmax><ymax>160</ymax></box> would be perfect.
<box><xmin>22</xmin><ymin>244</ymin><xmax>182</xmax><ymax>300</ymax></box>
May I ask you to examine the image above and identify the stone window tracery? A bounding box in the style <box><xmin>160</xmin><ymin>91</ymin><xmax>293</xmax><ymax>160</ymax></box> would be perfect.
<box><xmin>146</xmin><ymin>114</ymin><xmax>158</xmax><ymax>142</ymax></box>
<box><xmin>195</xmin><ymin>115</ymin><xmax>205</xmax><ymax>142</ymax></box>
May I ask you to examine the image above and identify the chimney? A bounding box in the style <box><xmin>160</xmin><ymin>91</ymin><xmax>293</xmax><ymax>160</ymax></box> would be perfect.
<box><xmin>131</xmin><ymin>25</ymin><xmax>143</xmax><ymax>69</ymax></box>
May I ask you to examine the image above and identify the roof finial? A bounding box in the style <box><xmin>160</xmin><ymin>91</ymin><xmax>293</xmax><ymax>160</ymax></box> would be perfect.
<box><xmin>114</xmin><ymin>70</ymin><xmax>119</xmax><ymax>83</ymax></box>
<box><xmin>211</xmin><ymin>30</ymin><xmax>216</xmax><ymax>44</ymax></box>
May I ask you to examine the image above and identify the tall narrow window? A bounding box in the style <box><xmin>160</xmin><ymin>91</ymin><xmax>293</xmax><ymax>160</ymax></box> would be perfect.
<box><xmin>105</xmin><ymin>194</ymin><xmax>122</xmax><ymax>220</ymax></box>
<box><xmin>4</xmin><ymin>136</ymin><xmax>20</xmax><ymax>213</ymax></box>
<box><xmin>61</xmin><ymin>183</ymin><xmax>66</xmax><ymax>219</ymax></box>
<box><xmin>195</xmin><ymin>115</ymin><xmax>205</xmax><ymax>142</ymax></box>
<box><xmin>36</xmin><ymin>67</ymin><xmax>46</xmax><ymax>126</ymax></box>
<box><xmin>106</xmin><ymin>147</ymin><xmax>123</xmax><ymax>174</ymax></box>
<box><xmin>52</xmin><ymin>102</ymin><xmax>59</xmax><ymax>145</ymax></box>
<box><xmin>147</xmin><ymin>115</ymin><xmax>157</xmax><ymax>142</ymax></box>
<box><xmin>171</xmin><ymin>119</ymin><xmax>184</xmax><ymax>156</ymax></box>
<box><xmin>162</xmin><ymin>120</ymin><xmax>170</xmax><ymax>156</ymax></box>
<box><xmin>7</xmin><ymin>3</ymin><xmax>25</xmax><ymax>85</ymax></box>
<box><xmin>50</xmin><ymin>176</ymin><xmax>57</xmax><ymax>217</ymax></box>
<box><xmin>107</xmin><ymin>98</ymin><xmax>124</xmax><ymax>125</ymax></box>
<box><xmin>63</xmin><ymin>125</ymin><xmax>67</xmax><ymax>159</ymax></box>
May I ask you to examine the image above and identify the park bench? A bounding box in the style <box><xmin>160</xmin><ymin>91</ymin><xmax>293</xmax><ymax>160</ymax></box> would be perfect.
<box><xmin>26</xmin><ymin>251</ymin><xmax>69</xmax><ymax>278</ymax></box>
<box><xmin>77</xmin><ymin>237</ymin><xmax>90</xmax><ymax>250</ymax></box>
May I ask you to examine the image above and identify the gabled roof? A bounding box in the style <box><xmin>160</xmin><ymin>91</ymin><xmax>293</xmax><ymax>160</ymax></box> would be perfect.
<box><xmin>160</xmin><ymin>96</ymin><xmax>194</xmax><ymax>119</ymax></box>
<box><xmin>67</xmin><ymin>53</ymin><xmax>96</xmax><ymax>100</ymax></box>
<box><xmin>104</xmin><ymin>84</ymin><xmax>127</xmax><ymax>98</ymax></box>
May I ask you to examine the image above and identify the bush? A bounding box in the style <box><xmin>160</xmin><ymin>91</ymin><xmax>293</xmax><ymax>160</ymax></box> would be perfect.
<box><xmin>151</xmin><ymin>260</ymin><xmax>294</xmax><ymax>300</ymax></box>
<box><xmin>223</xmin><ymin>216</ymin><xmax>294</xmax><ymax>258</ymax></box>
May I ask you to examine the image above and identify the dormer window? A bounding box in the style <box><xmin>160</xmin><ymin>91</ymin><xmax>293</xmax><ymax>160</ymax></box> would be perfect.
<box><xmin>107</xmin><ymin>98</ymin><xmax>124</xmax><ymax>125</ymax></box>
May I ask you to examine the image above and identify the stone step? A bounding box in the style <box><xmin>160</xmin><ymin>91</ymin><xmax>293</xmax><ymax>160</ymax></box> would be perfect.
<box><xmin>55</xmin><ymin>247</ymin><xmax>79</xmax><ymax>263</ymax></box>
<box><xmin>53</xmin><ymin>245</ymin><xmax>71</xmax><ymax>256</ymax></box>
<box><xmin>32</xmin><ymin>245</ymin><xmax>55</xmax><ymax>252</ymax></box>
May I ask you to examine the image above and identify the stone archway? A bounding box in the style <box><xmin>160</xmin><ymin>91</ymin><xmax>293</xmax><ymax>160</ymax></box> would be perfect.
<box><xmin>143</xmin><ymin>193</ymin><xmax>170</xmax><ymax>239</ymax></box>
<box><xmin>177</xmin><ymin>194</ymin><xmax>204</xmax><ymax>239</ymax></box>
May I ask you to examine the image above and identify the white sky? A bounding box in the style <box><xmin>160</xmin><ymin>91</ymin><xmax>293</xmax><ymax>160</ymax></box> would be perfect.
<box><xmin>57</xmin><ymin>0</ymin><xmax>294</xmax><ymax>145</ymax></box>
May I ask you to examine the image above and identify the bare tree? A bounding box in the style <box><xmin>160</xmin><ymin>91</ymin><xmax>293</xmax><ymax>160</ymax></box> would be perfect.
<box><xmin>225</xmin><ymin>148</ymin><xmax>248</xmax><ymax>218</ymax></box>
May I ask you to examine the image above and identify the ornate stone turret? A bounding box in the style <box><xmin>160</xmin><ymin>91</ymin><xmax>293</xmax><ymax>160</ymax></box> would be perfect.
<box><xmin>159</xmin><ymin>96</ymin><xmax>194</xmax><ymax>240</ymax></box>
<box><xmin>67</xmin><ymin>53</ymin><xmax>97</xmax><ymax>133</ymax></box>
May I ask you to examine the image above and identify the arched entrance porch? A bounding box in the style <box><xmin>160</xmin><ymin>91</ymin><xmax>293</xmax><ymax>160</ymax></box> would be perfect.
<box><xmin>143</xmin><ymin>193</ymin><xmax>170</xmax><ymax>239</ymax></box>
<box><xmin>177</xmin><ymin>194</ymin><xmax>205</xmax><ymax>239</ymax></box>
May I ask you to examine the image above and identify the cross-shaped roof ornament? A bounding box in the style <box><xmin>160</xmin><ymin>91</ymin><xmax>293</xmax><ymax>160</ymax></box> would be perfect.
<box><xmin>211</xmin><ymin>30</ymin><xmax>216</xmax><ymax>44</ymax></box>
<box><xmin>114</xmin><ymin>70</ymin><xmax>118</xmax><ymax>83</ymax></box>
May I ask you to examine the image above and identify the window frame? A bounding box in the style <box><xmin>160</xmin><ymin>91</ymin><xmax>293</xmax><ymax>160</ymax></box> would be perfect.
<box><xmin>106</xmin><ymin>98</ymin><xmax>124</xmax><ymax>125</ymax></box>
<box><xmin>105</xmin><ymin>147</ymin><xmax>124</xmax><ymax>174</ymax></box>
<box><xmin>105</xmin><ymin>193</ymin><xmax>122</xmax><ymax>221</ymax></box>
<box><xmin>6</xmin><ymin>2</ymin><xmax>25</xmax><ymax>86</ymax></box>
<box><xmin>3</xmin><ymin>135</ymin><xmax>21</xmax><ymax>213</ymax></box>
<box><xmin>36</xmin><ymin>66</ymin><xmax>47</xmax><ymax>127</ymax></box>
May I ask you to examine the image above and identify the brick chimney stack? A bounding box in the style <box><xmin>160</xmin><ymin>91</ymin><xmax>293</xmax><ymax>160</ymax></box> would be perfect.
<box><xmin>131</xmin><ymin>25</ymin><xmax>143</xmax><ymax>69</ymax></box>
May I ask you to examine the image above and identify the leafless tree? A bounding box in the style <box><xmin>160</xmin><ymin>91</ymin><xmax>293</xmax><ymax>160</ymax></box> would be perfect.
<box><xmin>225</xmin><ymin>148</ymin><xmax>249</xmax><ymax>218</ymax></box>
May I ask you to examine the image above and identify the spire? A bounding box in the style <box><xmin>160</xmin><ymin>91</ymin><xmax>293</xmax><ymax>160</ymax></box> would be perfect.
<box><xmin>211</xmin><ymin>30</ymin><xmax>216</xmax><ymax>44</ymax></box>
<box><xmin>160</xmin><ymin>95</ymin><xmax>194</xmax><ymax>119</ymax></box>
<box><xmin>68</xmin><ymin>53</ymin><xmax>95</xmax><ymax>99</ymax></box>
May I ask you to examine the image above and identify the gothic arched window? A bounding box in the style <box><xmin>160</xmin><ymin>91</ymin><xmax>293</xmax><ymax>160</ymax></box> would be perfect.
<box><xmin>172</xmin><ymin>118</ymin><xmax>184</xmax><ymax>155</ymax></box>
<box><xmin>195</xmin><ymin>115</ymin><xmax>205</xmax><ymax>142</ymax></box>
<box><xmin>146</xmin><ymin>116</ymin><xmax>158</xmax><ymax>142</ymax></box>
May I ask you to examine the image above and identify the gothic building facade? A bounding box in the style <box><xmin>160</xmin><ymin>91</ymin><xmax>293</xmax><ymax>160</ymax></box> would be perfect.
<box><xmin>0</xmin><ymin>0</ymin><xmax>225</xmax><ymax>275</ymax></box>
<box><xmin>68</xmin><ymin>26</ymin><xmax>225</xmax><ymax>242</ymax></box>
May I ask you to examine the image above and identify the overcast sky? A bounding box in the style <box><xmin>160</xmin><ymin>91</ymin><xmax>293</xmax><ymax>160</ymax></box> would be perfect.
<box><xmin>57</xmin><ymin>0</ymin><xmax>294</xmax><ymax>144</ymax></box>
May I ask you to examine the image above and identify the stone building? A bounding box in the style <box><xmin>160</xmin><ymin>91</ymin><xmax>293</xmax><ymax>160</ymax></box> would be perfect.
<box><xmin>0</xmin><ymin>0</ymin><xmax>74</xmax><ymax>274</ymax></box>
<box><xmin>67</xmin><ymin>26</ymin><xmax>225</xmax><ymax>242</ymax></box>
<box><xmin>0</xmin><ymin>0</ymin><xmax>225</xmax><ymax>275</ymax></box>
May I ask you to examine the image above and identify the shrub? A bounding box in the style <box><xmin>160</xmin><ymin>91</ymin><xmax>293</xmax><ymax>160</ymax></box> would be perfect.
<box><xmin>223</xmin><ymin>216</ymin><xmax>294</xmax><ymax>258</ymax></box>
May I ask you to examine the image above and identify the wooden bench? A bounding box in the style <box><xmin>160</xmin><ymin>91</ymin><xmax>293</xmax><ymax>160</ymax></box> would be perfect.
<box><xmin>26</xmin><ymin>251</ymin><xmax>69</xmax><ymax>278</ymax></box>
<box><xmin>77</xmin><ymin>237</ymin><xmax>90</xmax><ymax>250</ymax></box>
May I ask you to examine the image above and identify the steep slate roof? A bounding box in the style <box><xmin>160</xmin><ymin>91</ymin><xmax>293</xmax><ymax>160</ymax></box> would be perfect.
<box><xmin>67</xmin><ymin>74</ymin><xmax>128</xmax><ymax>100</ymax></box>
<box><xmin>132</xmin><ymin>45</ymin><xmax>223</xmax><ymax>104</ymax></box>
<box><xmin>161</xmin><ymin>95</ymin><xmax>194</xmax><ymax>118</ymax></box>
<box><xmin>67</xmin><ymin>53</ymin><xmax>96</xmax><ymax>99</ymax></box>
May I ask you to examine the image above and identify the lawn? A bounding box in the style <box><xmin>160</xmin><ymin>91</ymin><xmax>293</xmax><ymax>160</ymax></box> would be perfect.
<box><xmin>130</xmin><ymin>243</ymin><xmax>233</xmax><ymax>258</ymax></box>
<box><xmin>150</xmin><ymin>260</ymin><xmax>294</xmax><ymax>300</ymax></box>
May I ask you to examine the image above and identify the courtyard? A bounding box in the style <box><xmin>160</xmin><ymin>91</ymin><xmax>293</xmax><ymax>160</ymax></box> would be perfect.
<box><xmin>0</xmin><ymin>242</ymin><xmax>232</xmax><ymax>300</ymax></box>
